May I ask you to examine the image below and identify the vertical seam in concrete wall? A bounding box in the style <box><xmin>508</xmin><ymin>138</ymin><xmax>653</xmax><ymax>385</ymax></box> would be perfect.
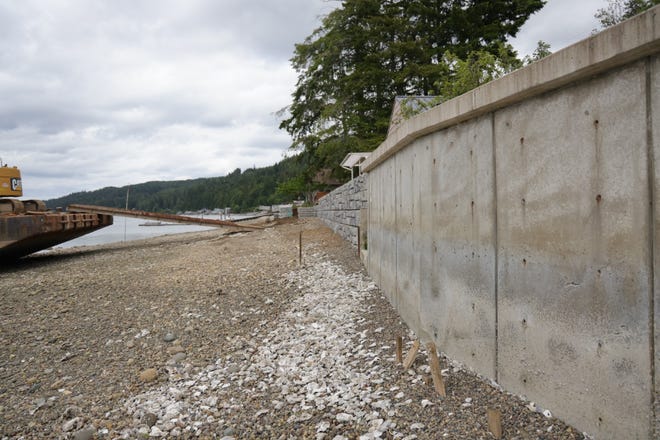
<box><xmin>646</xmin><ymin>56</ymin><xmax>657</xmax><ymax>438</ymax></box>
<box><xmin>491</xmin><ymin>112</ymin><xmax>500</xmax><ymax>383</ymax></box>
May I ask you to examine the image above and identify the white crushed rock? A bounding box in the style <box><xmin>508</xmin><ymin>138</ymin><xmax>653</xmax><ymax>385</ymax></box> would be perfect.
<box><xmin>121</xmin><ymin>252</ymin><xmax>397</xmax><ymax>438</ymax></box>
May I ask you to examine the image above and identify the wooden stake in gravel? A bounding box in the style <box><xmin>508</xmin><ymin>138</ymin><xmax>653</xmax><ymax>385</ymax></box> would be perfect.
<box><xmin>487</xmin><ymin>408</ymin><xmax>503</xmax><ymax>439</ymax></box>
<box><xmin>299</xmin><ymin>230</ymin><xmax>302</xmax><ymax>265</ymax></box>
<box><xmin>396</xmin><ymin>336</ymin><xmax>403</xmax><ymax>364</ymax></box>
<box><xmin>426</xmin><ymin>342</ymin><xmax>446</xmax><ymax>397</ymax></box>
<box><xmin>403</xmin><ymin>340</ymin><xmax>420</xmax><ymax>370</ymax></box>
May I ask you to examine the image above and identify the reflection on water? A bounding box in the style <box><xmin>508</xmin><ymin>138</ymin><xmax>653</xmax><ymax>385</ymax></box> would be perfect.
<box><xmin>56</xmin><ymin>216</ymin><xmax>218</xmax><ymax>248</ymax></box>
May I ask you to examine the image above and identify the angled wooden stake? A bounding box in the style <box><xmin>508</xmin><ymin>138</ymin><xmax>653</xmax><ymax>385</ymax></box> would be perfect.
<box><xmin>487</xmin><ymin>408</ymin><xmax>503</xmax><ymax>439</ymax></box>
<box><xmin>426</xmin><ymin>342</ymin><xmax>446</xmax><ymax>397</ymax></box>
<box><xmin>396</xmin><ymin>336</ymin><xmax>403</xmax><ymax>364</ymax></box>
<box><xmin>402</xmin><ymin>340</ymin><xmax>420</xmax><ymax>370</ymax></box>
<box><xmin>298</xmin><ymin>230</ymin><xmax>302</xmax><ymax>265</ymax></box>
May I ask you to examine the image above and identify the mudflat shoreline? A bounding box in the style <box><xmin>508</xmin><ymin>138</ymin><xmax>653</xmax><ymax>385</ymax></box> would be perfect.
<box><xmin>0</xmin><ymin>219</ymin><xmax>583</xmax><ymax>439</ymax></box>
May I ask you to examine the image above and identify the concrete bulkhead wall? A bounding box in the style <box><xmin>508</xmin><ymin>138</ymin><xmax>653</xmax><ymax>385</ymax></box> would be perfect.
<box><xmin>362</xmin><ymin>7</ymin><xmax>660</xmax><ymax>440</ymax></box>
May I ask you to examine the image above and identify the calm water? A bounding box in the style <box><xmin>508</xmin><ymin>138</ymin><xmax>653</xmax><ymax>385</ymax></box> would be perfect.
<box><xmin>56</xmin><ymin>215</ymin><xmax>225</xmax><ymax>249</ymax></box>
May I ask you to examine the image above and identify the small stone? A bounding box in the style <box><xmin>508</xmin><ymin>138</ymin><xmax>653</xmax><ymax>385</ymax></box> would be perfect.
<box><xmin>50</xmin><ymin>379</ymin><xmax>65</xmax><ymax>390</ymax></box>
<box><xmin>149</xmin><ymin>425</ymin><xmax>164</xmax><ymax>437</ymax></box>
<box><xmin>143</xmin><ymin>412</ymin><xmax>158</xmax><ymax>427</ymax></box>
<box><xmin>62</xmin><ymin>406</ymin><xmax>81</xmax><ymax>419</ymax></box>
<box><xmin>63</xmin><ymin>417</ymin><xmax>82</xmax><ymax>432</ymax></box>
<box><xmin>126</xmin><ymin>340</ymin><xmax>135</xmax><ymax>349</ymax></box>
<box><xmin>73</xmin><ymin>427</ymin><xmax>96</xmax><ymax>440</ymax></box>
<box><xmin>139</xmin><ymin>368</ymin><xmax>158</xmax><ymax>382</ymax></box>
<box><xmin>166</xmin><ymin>345</ymin><xmax>185</xmax><ymax>355</ymax></box>
<box><xmin>223</xmin><ymin>427</ymin><xmax>235</xmax><ymax>436</ymax></box>
<box><xmin>169</xmin><ymin>352</ymin><xmax>187</xmax><ymax>364</ymax></box>
<box><xmin>336</xmin><ymin>413</ymin><xmax>353</xmax><ymax>422</ymax></box>
<box><xmin>163</xmin><ymin>333</ymin><xmax>176</xmax><ymax>343</ymax></box>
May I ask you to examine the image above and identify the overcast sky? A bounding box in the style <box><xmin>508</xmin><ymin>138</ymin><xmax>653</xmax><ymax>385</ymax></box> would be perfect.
<box><xmin>1</xmin><ymin>0</ymin><xmax>606</xmax><ymax>200</ymax></box>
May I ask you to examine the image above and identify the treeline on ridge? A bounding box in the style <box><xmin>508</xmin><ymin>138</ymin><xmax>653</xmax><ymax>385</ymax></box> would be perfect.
<box><xmin>45</xmin><ymin>155</ymin><xmax>309</xmax><ymax>213</ymax></box>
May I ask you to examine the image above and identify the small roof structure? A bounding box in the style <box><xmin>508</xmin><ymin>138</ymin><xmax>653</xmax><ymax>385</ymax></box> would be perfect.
<box><xmin>340</xmin><ymin>152</ymin><xmax>371</xmax><ymax>179</ymax></box>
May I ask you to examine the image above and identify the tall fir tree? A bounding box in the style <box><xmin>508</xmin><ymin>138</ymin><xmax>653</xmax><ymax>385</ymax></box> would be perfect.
<box><xmin>280</xmin><ymin>0</ymin><xmax>546</xmax><ymax>184</ymax></box>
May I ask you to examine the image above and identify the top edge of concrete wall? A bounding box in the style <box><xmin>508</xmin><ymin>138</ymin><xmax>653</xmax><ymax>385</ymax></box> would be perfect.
<box><xmin>361</xmin><ymin>5</ymin><xmax>660</xmax><ymax>173</ymax></box>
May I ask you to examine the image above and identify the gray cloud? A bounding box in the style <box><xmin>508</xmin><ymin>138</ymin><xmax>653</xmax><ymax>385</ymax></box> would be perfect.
<box><xmin>1</xmin><ymin>0</ymin><xmax>602</xmax><ymax>200</ymax></box>
<box><xmin>510</xmin><ymin>0</ymin><xmax>604</xmax><ymax>56</ymax></box>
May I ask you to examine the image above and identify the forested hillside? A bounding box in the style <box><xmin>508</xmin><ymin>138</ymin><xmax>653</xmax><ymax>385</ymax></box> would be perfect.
<box><xmin>45</xmin><ymin>155</ymin><xmax>310</xmax><ymax>213</ymax></box>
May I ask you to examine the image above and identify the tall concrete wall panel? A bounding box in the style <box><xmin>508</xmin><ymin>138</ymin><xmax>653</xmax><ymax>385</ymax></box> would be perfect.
<box><xmin>395</xmin><ymin>147</ymin><xmax>421</xmax><ymax>329</ymax></box>
<box><xmin>380</xmin><ymin>160</ymin><xmax>399</xmax><ymax>313</ymax></box>
<box><xmin>495</xmin><ymin>60</ymin><xmax>652</xmax><ymax>439</ymax></box>
<box><xmin>652</xmin><ymin>53</ymin><xmax>660</xmax><ymax>437</ymax></box>
<box><xmin>425</xmin><ymin>116</ymin><xmax>497</xmax><ymax>379</ymax></box>
<box><xmin>367</xmin><ymin>166</ymin><xmax>380</xmax><ymax>286</ymax></box>
<box><xmin>360</xmin><ymin>8</ymin><xmax>660</xmax><ymax>440</ymax></box>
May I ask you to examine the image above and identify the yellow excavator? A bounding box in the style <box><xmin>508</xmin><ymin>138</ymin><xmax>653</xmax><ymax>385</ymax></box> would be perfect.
<box><xmin>0</xmin><ymin>163</ymin><xmax>22</xmax><ymax>196</ymax></box>
<box><xmin>0</xmin><ymin>162</ymin><xmax>113</xmax><ymax>260</ymax></box>
<box><xmin>0</xmin><ymin>162</ymin><xmax>47</xmax><ymax>213</ymax></box>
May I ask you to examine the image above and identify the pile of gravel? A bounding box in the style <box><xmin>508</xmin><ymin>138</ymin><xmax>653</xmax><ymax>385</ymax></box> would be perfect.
<box><xmin>120</xmin><ymin>253</ymin><xmax>408</xmax><ymax>439</ymax></box>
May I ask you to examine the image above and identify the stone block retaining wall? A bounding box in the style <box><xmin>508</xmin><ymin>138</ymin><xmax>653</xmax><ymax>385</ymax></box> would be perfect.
<box><xmin>315</xmin><ymin>174</ymin><xmax>368</xmax><ymax>247</ymax></box>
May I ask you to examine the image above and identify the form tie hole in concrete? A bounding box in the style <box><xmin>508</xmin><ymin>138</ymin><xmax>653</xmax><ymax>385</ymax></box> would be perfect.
<box><xmin>522</xmin><ymin>318</ymin><xmax>527</xmax><ymax>328</ymax></box>
<box><xmin>597</xmin><ymin>269</ymin><xmax>602</xmax><ymax>276</ymax></box>
<box><xmin>596</xmin><ymin>194</ymin><xmax>602</xmax><ymax>203</ymax></box>
<box><xmin>521</xmin><ymin>198</ymin><xmax>526</xmax><ymax>206</ymax></box>
<box><xmin>520</xmin><ymin>137</ymin><xmax>524</xmax><ymax>145</ymax></box>
<box><xmin>433</xmin><ymin>158</ymin><xmax>436</xmax><ymax>165</ymax></box>
<box><xmin>594</xmin><ymin>119</ymin><xmax>599</xmax><ymax>127</ymax></box>
<box><xmin>522</xmin><ymin>258</ymin><xmax>527</xmax><ymax>266</ymax></box>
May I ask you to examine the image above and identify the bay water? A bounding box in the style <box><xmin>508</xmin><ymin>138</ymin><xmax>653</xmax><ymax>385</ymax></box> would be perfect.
<box><xmin>56</xmin><ymin>215</ymin><xmax>229</xmax><ymax>249</ymax></box>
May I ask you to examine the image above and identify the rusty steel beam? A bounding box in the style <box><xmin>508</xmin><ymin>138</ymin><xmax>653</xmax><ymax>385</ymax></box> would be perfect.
<box><xmin>67</xmin><ymin>204</ymin><xmax>264</xmax><ymax>230</ymax></box>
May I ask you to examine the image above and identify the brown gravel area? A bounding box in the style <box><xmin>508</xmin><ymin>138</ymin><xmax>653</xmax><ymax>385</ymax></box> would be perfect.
<box><xmin>0</xmin><ymin>218</ymin><xmax>585</xmax><ymax>439</ymax></box>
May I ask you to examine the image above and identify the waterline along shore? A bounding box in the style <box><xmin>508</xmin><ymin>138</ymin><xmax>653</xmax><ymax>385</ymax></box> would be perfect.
<box><xmin>1</xmin><ymin>218</ymin><xmax>584</xmax><ymax>439</ymax></box>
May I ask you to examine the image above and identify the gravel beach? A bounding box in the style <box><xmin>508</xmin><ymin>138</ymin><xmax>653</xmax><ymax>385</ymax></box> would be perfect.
<box><xmin>0</xmin><ymin>218</ymin><xmax>586</xmax><ymax>439</ymax></box>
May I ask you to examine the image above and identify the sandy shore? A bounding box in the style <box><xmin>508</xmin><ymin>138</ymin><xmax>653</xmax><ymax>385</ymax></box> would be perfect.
<box><xmin>0</xmin><ymin>218</ymin><xmax>585</xmax><ymax>439</ymax></box>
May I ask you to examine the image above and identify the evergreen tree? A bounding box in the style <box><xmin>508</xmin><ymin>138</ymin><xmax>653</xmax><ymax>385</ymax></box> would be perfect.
<box><xmin>595</xmin><ymin>0</ymin><xmax>659</xmax><ymax>28</ymax></box>
<box><xmin>280</xmin><ymin>0</ymin><xmax>546</xmax><ymax>183</ymax></box>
